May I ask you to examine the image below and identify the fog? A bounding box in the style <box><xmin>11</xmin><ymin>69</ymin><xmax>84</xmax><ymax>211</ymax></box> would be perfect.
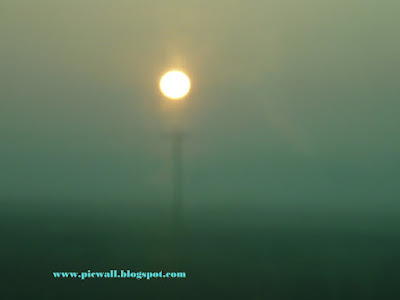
<box><xmin>1</xmin><ymin>1</ymin><xmax>400</xmax><ymax>298</ymax></box>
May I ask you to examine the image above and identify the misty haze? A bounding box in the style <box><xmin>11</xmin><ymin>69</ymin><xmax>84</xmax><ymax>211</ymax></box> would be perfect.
<box><xmin>1</xmin><ymin>1</ymin><xmax>400</xmax><ymax>299</ymax></box>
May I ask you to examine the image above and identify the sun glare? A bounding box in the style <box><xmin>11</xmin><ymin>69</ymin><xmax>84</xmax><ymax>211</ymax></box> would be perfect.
<box><xmin>160</xmin><ymin>71</ymin><xmax>191</xmax><ymax>100</ymax></box>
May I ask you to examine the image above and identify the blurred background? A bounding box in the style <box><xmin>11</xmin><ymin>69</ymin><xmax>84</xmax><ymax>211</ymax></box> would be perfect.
<box><xmin>1</xmin><ymin>0</ymin><xmax>400</xmax><ymax>298</ymax></box>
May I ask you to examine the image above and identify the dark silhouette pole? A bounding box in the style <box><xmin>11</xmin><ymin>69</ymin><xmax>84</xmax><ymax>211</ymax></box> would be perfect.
<box><xmin>159</xmin><ymin>70</ymin><xmax>190</xmax><ymax>235</ymax></box>
<box><xmin>172</xmin><ymin>130</ymin><xmax>184</xmax><ymax>232</ymax></box>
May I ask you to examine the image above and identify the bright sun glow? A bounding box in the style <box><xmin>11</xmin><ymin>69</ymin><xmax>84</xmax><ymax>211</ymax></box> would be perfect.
<box><xmin>160</xmin><ymin>71</ymin><xmax>191</xmax><ymax>100</ymax></box>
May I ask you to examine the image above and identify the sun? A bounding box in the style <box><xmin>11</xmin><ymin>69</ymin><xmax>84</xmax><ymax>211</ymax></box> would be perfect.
<box><xmin>160</xmin><ymin>71</ymin><xmax>191</xmax><ymax>100</ymax></box>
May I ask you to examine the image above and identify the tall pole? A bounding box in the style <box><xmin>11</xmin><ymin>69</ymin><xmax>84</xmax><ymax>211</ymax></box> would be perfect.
<box><xmin>159</xmin><ymin>70</ymin><xmax>190</xmax><ymax>235</ymax></box>
<box><xmin>172</xmin><ymin>130</ymin><xmax>184</xmax><ymax>232</ymax></box>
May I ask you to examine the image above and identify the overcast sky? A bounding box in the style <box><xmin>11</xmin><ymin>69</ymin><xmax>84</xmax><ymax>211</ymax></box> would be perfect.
<box><xmin>1</xmin><ymin>1</ymin><xmax>399</xmax><ymax>220</ymax></box>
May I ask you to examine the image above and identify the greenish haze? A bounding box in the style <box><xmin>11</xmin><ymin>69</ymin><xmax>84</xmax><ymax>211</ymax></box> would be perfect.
<box><xmin>1</xmin><ymin>0</ymin><xmax>399</xmax><ymax>223</ymax></box>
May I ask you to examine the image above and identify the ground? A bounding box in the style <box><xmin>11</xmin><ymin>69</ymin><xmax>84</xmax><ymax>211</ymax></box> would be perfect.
<box><xmin>1</xmin><ymin>202</ymin><xmax>399</xmax><ymax>299</ymax></box>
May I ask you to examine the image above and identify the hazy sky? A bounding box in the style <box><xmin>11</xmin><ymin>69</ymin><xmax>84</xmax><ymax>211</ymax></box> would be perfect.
<box><xmin>1</xmin><ymin>1</ymin><xmax>399</xmax><ymax>217</ymax></box>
